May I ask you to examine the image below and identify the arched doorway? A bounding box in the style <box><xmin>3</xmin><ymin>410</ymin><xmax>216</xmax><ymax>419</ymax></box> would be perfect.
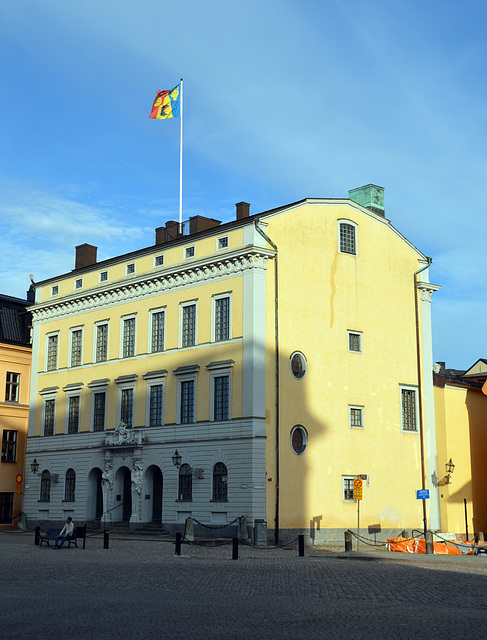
<box><xmin>142</xmin><ymin>465</ymin><xmax>163</xmax><ymax>523</ymax></box>
<box><xmin>114</xmin><ymin>466</ymin><xmax>132</xmax><ymax>523</ymax></box>
<box><xmin>87</xmin><ymin>468</ymin><xmax>103</xmax><ymax>521</ymax></box>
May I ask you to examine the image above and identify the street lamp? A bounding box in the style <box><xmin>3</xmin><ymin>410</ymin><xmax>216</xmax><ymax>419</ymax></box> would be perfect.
<box><xmin>172</xmin><ymin>450</ymin><xmax>204</xmax><ymax>479</ymax></box>
<box><xmin>30</xmin><ymin>458</ymin><xmax>39</xmax><ymax>474</ymax></box>
<box><xmin>437</xmin><ymin>458</ymin><xmax>455</xmax><ymax>486</ymax></box>
<box><xmin>172</xmin><ymin>450</ymin><xmax>182</xmax><ymax>469</ymax></box>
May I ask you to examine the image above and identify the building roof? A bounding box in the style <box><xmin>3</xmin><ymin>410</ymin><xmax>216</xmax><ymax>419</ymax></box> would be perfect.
<box><xmin>0</xmin><ymin>294</ymin><xmax>32</xmax><ymax>347</ymax></box>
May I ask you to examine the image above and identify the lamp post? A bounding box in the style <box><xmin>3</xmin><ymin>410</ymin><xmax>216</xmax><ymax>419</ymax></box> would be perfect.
<box><xmin>30</xmin><ymin>458</ymin><xmax>39</xmax><ymax>474</ymax></box>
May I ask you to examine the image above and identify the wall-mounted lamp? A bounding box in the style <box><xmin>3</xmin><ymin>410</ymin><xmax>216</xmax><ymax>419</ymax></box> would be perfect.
<box><xmin>172</xmin><ymin>449</ymin><xmax>204</xmax><ymax>479</ymax></box>
<box><xmin>30</xmin><ymin>459</ymin><xmax>59</xmax><ymax>482</ymax></box>
<box><xmin>437</xmin><ymin>458</ymin><xmax>455</xmax><ymax>486</ymax></box>
<box><xmin>31</xmin><ymin>458</ymin><xmax>39</xmax><ymax>474</ymax></box>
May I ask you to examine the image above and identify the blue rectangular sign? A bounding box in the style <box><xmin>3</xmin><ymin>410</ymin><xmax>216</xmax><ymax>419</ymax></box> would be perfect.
<box><xmin>416</xmin><ymin>489</ymin><xmax>430</xmax><ymax>500</ymax></box>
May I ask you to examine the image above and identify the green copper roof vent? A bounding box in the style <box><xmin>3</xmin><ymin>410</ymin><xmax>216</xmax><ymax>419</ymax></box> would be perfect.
<box><xmin>348</xmin><ymin>184</ymin><xmax>385</xmax><ymax>217</ymax></box>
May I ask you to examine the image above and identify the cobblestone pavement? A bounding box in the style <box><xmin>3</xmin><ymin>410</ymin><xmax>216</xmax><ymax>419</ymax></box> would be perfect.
<box><xmin>2</xmin><ymin>531</ymin><xmax>487</xmax><ymax>639</ymax></box>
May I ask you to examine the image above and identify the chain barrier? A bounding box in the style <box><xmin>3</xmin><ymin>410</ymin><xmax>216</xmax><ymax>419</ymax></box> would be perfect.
<box><xmin>348</xmin><ymin>529</ymin><xmax>387</xmax><ymax>547</ymax></box>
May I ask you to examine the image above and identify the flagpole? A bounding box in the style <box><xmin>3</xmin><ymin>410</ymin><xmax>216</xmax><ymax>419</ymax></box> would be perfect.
<box><xmin>179</xmin><ymin>78</ymin><xmax>183</xmax><ymax>231</ymax></box>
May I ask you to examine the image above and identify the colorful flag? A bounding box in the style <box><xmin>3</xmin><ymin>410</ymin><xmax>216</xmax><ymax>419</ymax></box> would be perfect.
<box><xmin>149</xmin><ymin>85</ymin><xmax>180</xmax><ymax>119</ymax></box>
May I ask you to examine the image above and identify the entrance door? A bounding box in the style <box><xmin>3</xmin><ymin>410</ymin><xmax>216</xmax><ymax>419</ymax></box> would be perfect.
<box><xmin>96</xmin><ymin>471</ymin><xmax>103</xmax><ymax>519</ymax></box>
<box><xmin>152</xmin><ymin>470</ymin><xmax>163</xmax><ymax>522</ymax></box>
<box><xmin>122</xmin><ymin>470</ymin><xmax>132</xmax><ymax>522</ymax></box>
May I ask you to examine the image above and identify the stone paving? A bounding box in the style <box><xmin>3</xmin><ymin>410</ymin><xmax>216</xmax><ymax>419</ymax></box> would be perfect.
<box><xmin>1</xmin><ymin>530</ymin><xmax>487</xmax><ymax>639</ymax></box>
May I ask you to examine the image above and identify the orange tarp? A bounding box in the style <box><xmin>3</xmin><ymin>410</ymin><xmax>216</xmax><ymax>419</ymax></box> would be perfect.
<box><xmin>386</xmin><ymin>536</ymin><xmax>462</xmax><ymax>555</ymax></box>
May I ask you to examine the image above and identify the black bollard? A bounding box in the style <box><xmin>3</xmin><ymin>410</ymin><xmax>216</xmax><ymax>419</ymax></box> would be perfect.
<box><xmin>298</xmin><ymin>534</ymin><xmax>305</xmax><ymax>557</ymax></box>
<box><xmin>35</xmin><ymin>526</ymin><xmax>40</xmax><ymax>546</ymax></box>
<box><xmin>103</xmin><ymin>529</ymin><xmax>109</xmax><ymax>549</ymax></box>
<box><xmin>344</xmin><ymin>530</ymin><xmax>353</xmax><ymax>552</ymax></box>
<box><xmin>232</xmin><ymin>537</ymin><xmax>239</xmax><ymax>560</ymax></box>
<box><xmin>175</xmin><ymin>532</ymin><xmax>182</xmax><ymax>556</ymax></box>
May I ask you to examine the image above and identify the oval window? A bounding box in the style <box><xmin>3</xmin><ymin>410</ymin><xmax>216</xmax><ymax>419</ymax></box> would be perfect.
<box><xmin>291</xmin><ymin>425</ymin><xmax>308</xmax><ymax>455</ymax></box>
<box><xmin>290</xmin><ymin>351</ymin><xmax>307</xmax><ymax>379</ymax></box>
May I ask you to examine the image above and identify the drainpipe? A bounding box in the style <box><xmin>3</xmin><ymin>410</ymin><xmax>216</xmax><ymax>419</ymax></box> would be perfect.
<box><xmin>414</xmin><ymin>257</ymin><xmax>433</xmax><ymax>550</ymax></box>
<box><xmin>254</xmin><ymin>220</ymin><xmax>280</xmax><ymax>546</ymax></box>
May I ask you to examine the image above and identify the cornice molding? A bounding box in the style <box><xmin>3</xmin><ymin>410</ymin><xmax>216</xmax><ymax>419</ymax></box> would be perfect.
<box><xmin>31</xmin><ymin>247</ymin><xmax>273</xmax><ymax>323</ymax></box>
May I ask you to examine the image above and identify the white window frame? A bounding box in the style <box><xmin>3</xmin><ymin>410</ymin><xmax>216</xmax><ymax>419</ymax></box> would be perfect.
<box><xmin>338</xmin><ymin>219</ymin><xmax>358</xmax><ymax>256</ymax></box>
<box><xmin>174</xmin><ymin>367</ymin><xmax>199</xmax><ymax>425</ymax></box>
<box><xmin>94</xmin><ymin>320</ymin><xmax>109</xmax><ymax>363</ymax></box>
<box><xmin>68</xmin><ymin>326</ymin><xmax>83</xmax><ymax>368</ymax></box>
<box><xmin>40</xmin><ymin>387</ymin><xmax>58</xmax><ymax>436</ymax></box>
<box><xmin>207</xmin><ymin>361</ymin><xmax>234</xmax><ymax>421</ymax></box>
<box><xmin>115</xmin><ymin>376</ymin><xmax>137</xmax><ymax>427</ymax></box>
<box><xmin>148</xmin><ymin>307</ymin><xmax>166</xmax><ymax>353</ymax></box>
<box><xmin>216</xmin><ymin>235</ymin><xmax>229</xmax><ymax>251</ymax></box>
<box><xmin>290</xmin><ymin>425</ymin><xmax>308</xmax><ymax>455</ymax></box>
<box><xmin>64</xmin><ymin>383</ymin><xmax>83</xmax><ymax>435</ymax></box>
<box><xmin>211</xmin><ymin>293</ymin><xmax>232</xmax><ymax>343</ymax></box>
<box><xmin>154</xmin><ymin>254</ymin><xmax>164</xmax><ymax>268</ymax></box>
<box><xmin>120</xmin><ymin>314</ymin><xmax>137</xmax><ymax>359</ymax></box>
<box><xmin>74</xmin><ymin>278</ymin><xmax>83</xmax><ymax>290</ymax></box>
<box><xmin>179</xmin><ymin>300</ymin><xmax>198</xmax><ymax>348</ymax></box>
<box><xmin>99</xmin><ymin>270</ymin><xmax>109</xmax><ymax>283</ymax></box>
<box><xmin>184</xmin><ymin>245</ymin><xmax>195</xmax><ymax>260</ymax></box>
<box><xmin>143</xmin><ymin>370</ymin><xmax>168</xmax><ymax>427</ymax></box>
<box><xmin>5</xmin><ymin>372</ymin><xmax>20</xmax><ymax>403</ymax></box>
<box><xmin>349</xmin><ymin>405</ymin><xmax>364</xmax><ymax>429</ymax></box>
<box><xmin>400</xmin><ymin>385</ymin><xmax>419</xmax><ymax>433</ymax></box>
<box><xmin>126</xmin><ymin>262</ymin><xmax>136</xmax><ymax>275</ymax></box>
<box><xmin>342</xmin><ymin>475</ymin><xmax>356</xmax><ymax>502</ymax></box>
<box><xmin>51</xmin><ymin>285</ymin><xmax>59</xmax><ymax>296</ymax></box>
<box><xmin>290</xmin><ymin>351</ymin><xmax>307</xmax><ymax>379</ymax></box>
<box><xmin>45</xmin><ymin>331</ymin><xmax>60</xmax><ymax>371</ymax></box>
<box><xmin>88</xmin><ymin>379</ymin><xmax>109</xmax><ymax>432</ymax></box>
<box><xmin>347</xmin><ymin>330</ymin><xmax>363</xmax><ymax>354</ymax></box>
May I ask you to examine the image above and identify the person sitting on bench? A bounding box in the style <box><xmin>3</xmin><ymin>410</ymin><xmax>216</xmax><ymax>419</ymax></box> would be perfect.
<box><xmin>54</xmin><ymin>517</ymin><xmax>74</xmax><ymax>549</ymax></box>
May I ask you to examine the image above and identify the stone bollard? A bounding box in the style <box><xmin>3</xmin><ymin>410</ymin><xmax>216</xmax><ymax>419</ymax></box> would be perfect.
<box><xmin>238</xmin><ymin>516</ymin><xmax>248</xmax><ymax>541</ymax></box>
<box><xmin>425</xmin><ymin>530</ymin><xmax>434</xmax><ymax>555</ymax></box>
<box><xmin>477</xmin><ymin>531</ymin><xmax>484</xmax><ymax>542</ymax></box>
<box><xmin>184</xmin><ymin>517</ymin><xmax>195</xmax><ymax>542</ymax></box>
<box><xmin>344</xmin><ymin>530</ymin><xmax>353</xmax><ymax>552</ymax></box>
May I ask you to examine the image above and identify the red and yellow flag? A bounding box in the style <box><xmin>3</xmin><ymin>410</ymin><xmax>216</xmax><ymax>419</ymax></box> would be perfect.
<box><xmin>149</xmin><ymin>85</ymin><xmax>181</xmax><ymax>119</ymax></box>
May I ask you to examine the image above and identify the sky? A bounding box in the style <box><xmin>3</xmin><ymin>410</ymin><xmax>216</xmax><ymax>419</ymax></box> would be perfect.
<box><xmin>0</xmin><ymin>0</ymin><xmax>486</xmax><ymax>369</ymax></box>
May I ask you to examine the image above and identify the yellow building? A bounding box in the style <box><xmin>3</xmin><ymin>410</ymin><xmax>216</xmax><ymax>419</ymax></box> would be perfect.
<box><xmin>23</xmin><ymin>185</ymin><xmax>441</xmax><ymax>543</ymax></box>
<box><xmin>433</xmin><ymin>360</ymin><xmax>487</xmax><ymax>538</ymax></box>
<box><xmin>0</xmin><ymin>293</ymin><xmax>32</xmax><ymax>529</ymax></box>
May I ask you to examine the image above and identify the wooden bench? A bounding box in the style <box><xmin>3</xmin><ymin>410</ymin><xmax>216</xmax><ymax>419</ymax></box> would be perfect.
<box><xmin>38</xmin><ymin>524</ymin><xmax>86</xmax><ymax>549</ymax></box>
<box><xmin>38</xmin><ymin>528</ymin><xmax>60</xmax><ymax>547</ymax></box>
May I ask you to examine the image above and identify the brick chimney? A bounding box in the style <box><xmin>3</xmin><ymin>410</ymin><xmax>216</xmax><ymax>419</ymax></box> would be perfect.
<box><xmin>75</xmin><ymin>244</ymin><xmax>97</xmax><ymax>269</ymax></box>
<box><xmin>236</xmin><ymin>202</ymin><xmax>250</xmax><ymax>220</ymax></box>
<box><xmin>189</xmin><ymin>216</ymin><xmax>221</xmax><ymax>234</ymax></box>
<box><xmin>155</xmin><ymin>227</ymin><xmax>166</xmax><ymax>245</ymax></box>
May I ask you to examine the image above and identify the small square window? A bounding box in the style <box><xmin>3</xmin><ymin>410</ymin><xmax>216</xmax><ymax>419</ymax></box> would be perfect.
<box><xmin>100</xmin><ymin>271</ymin><xmax>108</xmax><ymax>282</ymax></box>
<box><xmin>348</xmin><ymin>331</ymin><xmax>362</xmax><ymax>353</ymax></box>
<box><xmin>154</xmin><ymin>255</ymin><xmax>164</xmax><ymax>267</ymax></box>
<box><xmin>349</xmin><ymin>406</ymin><xmax>364</xmax><ymax>429</ymax></box>
<box><xmin>217</xmin><ymin>236</ymin><xmax>229</xmax><ymax>250</ymax></box>
<box><xmin>184</xmin><ymin>246</ymin><xmax>195</xmax><ymax>259</ymax></box>
<box><xmin>126</xmin><ymin>263</ymin><xmax>135</xmax><ymax>275</ymax></box>
<box><xmin>51</xmin><ymin>285</ymin><xmax>59</xmax><ymax>296</ymax></box>
<box><xmin>75</xmin><ymin>278</ymin><xmax>83</xmax><ymax>289</ymax></box>
<box><xmin>343</xmin><ymin>476</ymin><xmax>356</xmax><ymax>502</ymax></box>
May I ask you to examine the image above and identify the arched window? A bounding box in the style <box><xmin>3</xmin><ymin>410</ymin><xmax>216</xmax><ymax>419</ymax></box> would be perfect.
<box><xmin>40</xmin><ymin>470</ymin><xmax>51</xmax><ymax>502</ymax></box>
<box><xmin>65</xmin><ymin>468</ymin><xmax>76</xmax><ymax>502</ymax></box>
<box><xmin>212</xmin><ymin>463</ymin><xmax>228</xmax><ymax>501</ymax></box>
<box><xmin>178</xmin><ymin>464</ymin><xmax>192</xmax><ymax>501</ymax></box>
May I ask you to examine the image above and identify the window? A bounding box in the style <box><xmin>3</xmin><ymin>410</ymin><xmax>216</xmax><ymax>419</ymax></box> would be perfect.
<box><xmin>217</xmin><ymin>236</ymin><xmax>229</xmax><ymax>250</ymax></box>
<box><xmin>121</xmin><ymin>388</ymin><xmax>134</xmax><ymax>427</ymax></box>
<box><xmin>178</xmin><ymin>464</ymin><xmax>192</xmax><ymax>500</ymax></box>
<box><xmin>51</xmin><ymin>285</ymin><xmax>59</xmax><ymax>296</ymax></box>
<box><xmin>150</xmin><ymin>310</ymin><xmax>165</xmax><ymax>353</ymax></box>
<box><xmin>290</xmin><ymin>425</ymin><xmax>308</xmax><ymax>455</ymax></box>
<box><xmin>343</xmin><ymin>476</ymin><xmax>356</xmax><ymax>502</ymax></box>
<box><xmin>184</xmin><ymin>246</ymin><xmax>195</xmax><ymax>259</ymax></box>
<box><xmin>339</xmin><ymin>221</ymin><xmax>357</xmax><ymax>255</ymax></box>
<box><xmin>93</xmin><ymin>392</ymin><xmax>106</xmax><ymax>432</ymax></box>
<box><xmin>5</xmin><ymin>372</ymin><xmax>20</xmax><ymax>402</ymax></box>
<box><xmin>1</xmin><ymin>430</ymin><xmax>17</xmax><ymax>462</ymax></box>
<box><xmin>67</xmin><ymin>396</ymin><xmax>80</xmax><ymax>434</ymax></box>
<box><xmin>43</xmin><ymin>398</ymin><xmax>56</xmax><ymax>436</ymax></box>
<box><xmin>0</xmin><ymin>493</ymin><xmax>13</xmax><ymax>523</ymax></box>
<box><xmin>290</xmin><ymin>352</ymin><xmax>307</xmax><ymax>379</ymax></box>
<box><xmin>213</xmin><ymin>376</ymin><xmax>230</xmax><ymax>421</ymax></box>
<box><xmin>181</xmin><ymin>303</ymin><xmax>196</xmax><ymax>347</ymax></box>
<box><xmin>122</xmin><ymin>316</ymin><xmax>136</xmax><ymax>358</ymax></box>
<box><xmin>349</xmin><ymin>406</ymin><xmax>364</xmax><ymax>429</ymax></box>
<box><xmin>149</xmin><ymin>384</ymin><xmax>164</xmax><ymax>426</ymax></box>
<box><xmin>46</xmin><ymin>333</ymin><xmax>59</xmax><ymax>371</ymax></box>
<box><xmin>65</xmin><ymin>469</ymin><xmax>76</xmax><ymax>501</ymax></box>
<box><xmin>126</xmin><ymin>263</ymin><xmax>135</xmax><ymax>275</ymax></box>
<box><xmin>40</xmin><ymin>470</ymin><xmax>51</xmax><ymax>502</ymax></box>
<box><xmin>95</xmin><ymin>322</ymin><xmax>109</xmax><ymax>362</ymax></box>
<box><xmin>70</xmin><ymin>328</ymin><xmax>83</xmax><ymax>367</ymax></box>
<box><xmin>401</xmin><ymin>386</ymin><xmax>418</xmax><ymax>432</ymax></box>
<box><xmin>214</xmin><ymin>296</ymin><xmax>230</xmax><ymax>342</ymax></box>
<box><xmin>75</xmin><ymin>278</ymin><xmax>83</xmax><ymax>289</ymax></box>
<box><xmin>99</xmin><ymin>270</ymin><xmax>108</xmax><ymax>282</ymax></box>
<box><xmin>212</xmin><ymin>463</ymin><xmax>228</xmax><ymax>501</ymax></box>
<box><xmin>154</xmin><ymin>254</ymin><xmax>164</xmax><ymax>267</ymax></box>
<box><xmin>348</xmin><ymin>331</ymin><xmax>362</xmax><ymax>353</ymax></box>
<box><xmin>180</xmin><ymin>380</ymin><xmax>195</xmax><ymax>424</ymax></box>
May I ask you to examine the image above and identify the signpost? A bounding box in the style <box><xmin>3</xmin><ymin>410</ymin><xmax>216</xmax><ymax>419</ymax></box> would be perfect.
<box><xmin>16</xmin><ymin>474</ymin><xmax>22</xmax><ymax>495</ymax></box>
<box><xmin>354</xmin><ymin>479</ymin><xmax>363</xmax><ymax>551</ymax></box>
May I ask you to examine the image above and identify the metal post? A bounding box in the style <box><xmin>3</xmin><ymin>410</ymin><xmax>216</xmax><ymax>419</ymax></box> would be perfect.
<box><xmin>175</xmin><ymin>532</ymin><xmax>182</xmax><ymax>556</ymax></box>
<box><xmin>232</xmin><ymin>537</ymin><xmax>239</xmax><ymax>560</ymax></box>
<box><xmin>357</xmin><ymin>500</ymin><xmax>360</xmax><ymax>552</ymax></box>
<box><xmin>344</xmin><ymin>530</ymin><xmax>353</xmax><ymax>552</ymax></box>
<box><xmin>464</xmin><ymin>498</ymin><xmax>469</xmax><ymax>542</ymax></box>
<box><xmin>103</xmin><ymin>529</ymin><xmax>109</xmax><ymax>549</ymax></box>
<box><xmin>425</xmin><ymin>529</ymin><xmax>433</xmax><ymax>555</ymax></box>
<box><xmin>35</xmin><ymin>526</ymin><xmax>40</xmax><ymax>546</ymax></box>
<box><xmin>298</xmin><ymin>534</ymin><xmax>304</xmax><ymax>557</ymax></box>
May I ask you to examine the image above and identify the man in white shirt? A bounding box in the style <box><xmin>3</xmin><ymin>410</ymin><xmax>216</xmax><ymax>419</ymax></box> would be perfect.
<box><xmin>54</xmin><ymin>517</ymin><xmax>74</xmax><ymax>549</ymax></box>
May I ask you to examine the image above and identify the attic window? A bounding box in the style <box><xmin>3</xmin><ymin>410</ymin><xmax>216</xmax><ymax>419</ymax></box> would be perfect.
<box><xmin>51</xmin><ymin>285</ymin><xmax>59</xmax><ymax>296</ymax></box>
<box><xmin>126</xmin><ymin>263</ymin><xmax>135</xmax><ymax>275</ymax></box>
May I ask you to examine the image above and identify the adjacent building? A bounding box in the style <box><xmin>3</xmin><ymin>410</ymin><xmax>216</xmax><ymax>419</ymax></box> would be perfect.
<box><xmin>23</xmin><ymin>185</ymin><xmax>441</xmax><ymax>543</ymax></box>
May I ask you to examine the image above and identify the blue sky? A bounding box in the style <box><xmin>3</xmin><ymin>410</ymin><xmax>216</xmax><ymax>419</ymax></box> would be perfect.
<box><xmin>1</xmin><ymin>0</ymin><xmax>485</xmax><ymax>369</ymax></box>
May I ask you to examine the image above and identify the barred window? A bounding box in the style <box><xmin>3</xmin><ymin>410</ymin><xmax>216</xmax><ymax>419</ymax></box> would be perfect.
<box><xmin>96</xmin><ymin>323</ymin><xmax>108</xmax><ymax>362</ymax></box>
<box><xmin>47</xmin><ymin>334</ymin><xmax>58</xmax><ymax>371</ymax></box>
<box><xmin>180</xmin><ymin>380</ymin><xmax>195</xmax><ymax>424</ymax></box>
<box><xmin>40</xmin><ymin>470</ymin><xmax>51</xmax><ymax>502</ymax></box>
<box><xmin>65</xmin><ymin>468</ymin><xmax>76</xmax><ymax>502</ymax></box>
<box><xmin>178</xmin><ymin>464</ymin><xmax>192</xmax><ymax>501</ymax></box>
<box><xmin>182</xmin><ymin>305</ymin><xmax>196</xmax><ymax>347</ymax></box>
<box><xmin>5</xmin><ymin>372</ymin><xmax>19</xmax><ymax>402</ymax></box>
<box><xmin>121</xmin><ymin>388</ymin><xmax>134</xmax><ymax>427</ymax></box>
<box><xmin>68</xmin><ymin>396</ymin><xmax>80</xmax><ymax>434</ymax></box>
<box><xmin>151</xmin><ymin>311</ymin><xmax>165</xmax><ymax>353</ymax></box>
<box><xmin>339</xmin><ymin>222</ymin><xmax>356</xmax><ymax>255</ymax></box>
<box><xmin>93</xmin><ymin>392</ymin><xmax>106</xmax><ymax>432</ymax></box>
<box><xmin>150</xmin><ymin>384</ymin><xmax>164</xmax><ymax>426</ymax></box>
<box><xmin>215</xmin><ymin>297</ymin><xmax>230</xmax><ymax>342</ymax></box>
<box><xmin>401</xmin><ymin>388</ymin><xmax>417</xmax><ymax>432</ymax></box>
<box><xmin>212</xmin><ymin>462</ymin><xmax>228</xmax><ymax>501</ymax></box>
<box><xmin>123</xmin><ymin>317</ymin><xmax>136</xmax><ymax>358</ymax></box>
<box><xmin>44</xmin><ymin>399</ymin><xmax>55</xmax><ymax>436</ymax></box>
<box><xmin>70</xmin><ymin>329</ymin><xmax>82</xmax><ymax>367</ymax></box>
<box><xmin>214</xmin><ymin>375</ymin><xmax>230</xmax><ymax>421</ymax></box>
<box><xmin>1</xmin><ymin>430</ymin><xmax>17</xmax><ymax>463</ymax></box>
